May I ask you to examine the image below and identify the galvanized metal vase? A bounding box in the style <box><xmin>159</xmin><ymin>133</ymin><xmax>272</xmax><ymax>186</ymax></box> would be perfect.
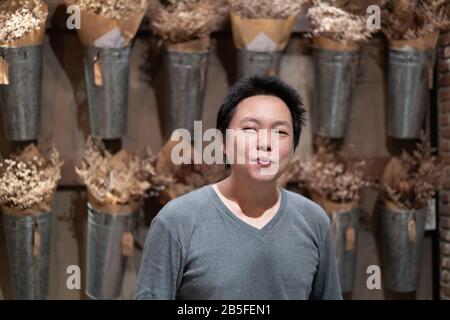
<box><xmin>2</xmin><ymin>211</ymin><xmax>52</xmax><ymax>300</ymax></box>
<box><xmin>163</xmin><ymin>49</ymin><xmax>209</xmax><ymax>140</ymax></box>
<box><xmin>83</xmin><ymin>46</ymin><xmax>131</xmax><ymax>139</ymax></box>
<box><xmin>85</xmin><ymin>204</ymin><xmax>137</xmax><ymax>300</ymax></box>
<box><xmin>387</xmin><ymin>49</ymin><xmax>430</xmax><ymax>139</ymax></box>
<box><xmin>313</xmin><ymin>48</ymin><xmax>358</xmax><ymax>138</ymax></box>
<box><xmin>0</xmin><ymin>45</ymin><xmax>43</xmax><ymax>141</ymax></box>
<box><xmin>380</xmin><ymin>204</ymin><xmax>427</xmax><ymax>292</ymax></box>
<box><xmin>236</xmin><ymin>49</ymin><xmax>282</xmax><ymax>79</ymax></box>
<box><xmin>330</xmin><ymin>208</ymin><xmax>360</xmax><ymax>293</ymax></box>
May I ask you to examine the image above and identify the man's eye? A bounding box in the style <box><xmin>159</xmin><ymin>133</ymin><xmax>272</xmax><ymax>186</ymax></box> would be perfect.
<box><xmin>274</xmin><ymin>129</ymin><xmax>288</xmax><ymax>135</ymax></box>
<box><xmin>242</xmin><ymin>127</ymin><xmax>257</xmax><ymax>133</ymax></box>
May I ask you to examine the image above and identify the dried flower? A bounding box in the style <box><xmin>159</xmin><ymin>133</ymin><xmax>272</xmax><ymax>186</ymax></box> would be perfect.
<box><xmin>297</xmin><ymin>136</ymin><xmax>375</xmax><ymax>203</ymax></box>
<box><xmin>0</xmin><ymin>0</ymin><xmax>47</xmax><ymax>44</ymax></box>
<box><xmin>381</xmin><ymin>134</ymin><xmax>446</xmax><ymax>210</ymax></box>
<box><xmin>381</xmin><ymin>0</ymin><xmax>450</xmax><ymax>40</ymax></box>
<box><xmin>307</xmin><ymin>0</ymin><xmax>374</xmax><ymax>45</ymax></box>
<box><xmin>153</xmin><ymin>140</ymin><xmax>229</xmax><ymax>203</ymax></box>
<box><xmin>0</xmin><ymin>144</ymin><xmax>63</xmax><ymax>211</ymax></box>
<box><xmin>66</xmin><ymin>0</ymin><xmax>147</xmax><ymax>20</ymax></box>
<box><xmin>150</xmin><ymin>0</ymin><xmax>224</xmax><ymax>44</ymax></box>
<box><xmin>229</xmin><ymin>0</ymin><xmax>305</xmax><ymax>19</ymax></box>
<box><xmin>75</xmin><ymin>137</ymin><xmax>156</xmax><ymax>206</ymax></box>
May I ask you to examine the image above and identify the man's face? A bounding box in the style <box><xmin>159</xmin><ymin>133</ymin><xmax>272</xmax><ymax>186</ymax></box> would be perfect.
<box><xmin>224</xmin><ymin>95</ymin><xmax>295</xmax><ymax>182</ymax></box>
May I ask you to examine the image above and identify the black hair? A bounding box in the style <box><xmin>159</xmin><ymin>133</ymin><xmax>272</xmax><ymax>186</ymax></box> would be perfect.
<box><xmin>216</xmin><ymin>75</ymin><xmax>307</xmax><ymax>153</ymax></box>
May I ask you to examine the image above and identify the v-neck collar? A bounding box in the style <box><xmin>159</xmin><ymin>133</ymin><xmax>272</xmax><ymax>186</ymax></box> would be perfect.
<box><xmin>208</xmin><ymin>184</ymin><xmax>287</xmax><ymax>237</ymax></box>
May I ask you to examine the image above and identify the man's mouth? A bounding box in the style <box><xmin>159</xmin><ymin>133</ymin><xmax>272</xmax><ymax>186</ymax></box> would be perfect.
<box><xmin>256</xmin><ymin>157</ymin><xmax>272</xmax><ymax>166</ymax></box>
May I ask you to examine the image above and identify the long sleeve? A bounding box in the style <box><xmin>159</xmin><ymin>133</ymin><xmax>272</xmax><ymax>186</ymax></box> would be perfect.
<box><xmin>310</xmin><ymin>222</ymin><xmax>343</xmax><ymax>300</ymax></box>
<box><xmin>134</xmin><ymin>215</ymin><xmax>185</xmax><ymax>300</ymax></box>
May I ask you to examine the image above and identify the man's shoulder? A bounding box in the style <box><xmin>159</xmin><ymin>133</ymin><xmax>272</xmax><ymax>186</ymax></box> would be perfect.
<box><xmin>154</xmin><ymin>185</ymin><xmax>212</xmax><ymax>225</ymax></box>
<box><xmin>283</xmin><ymin>188</ymin><xmax>330</xmax><ymax>228</ymax></box>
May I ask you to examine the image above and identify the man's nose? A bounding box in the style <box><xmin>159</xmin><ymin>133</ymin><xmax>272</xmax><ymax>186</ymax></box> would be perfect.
<box><xmin>257</xmin><ymin>130</ymin><xmax>272</xmax><ymax>152</ymax></box>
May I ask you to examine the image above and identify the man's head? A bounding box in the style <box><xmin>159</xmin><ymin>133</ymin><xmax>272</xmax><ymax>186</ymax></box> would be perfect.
<box><xmin>216</xmin><ymin>76</ymin><xmax>306</xmax><ymax>182</ymax></box>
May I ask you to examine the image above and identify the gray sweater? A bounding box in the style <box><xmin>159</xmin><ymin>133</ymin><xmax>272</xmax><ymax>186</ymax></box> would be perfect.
<box><xmin>134</xmin><ymin>184</ymin><xmax>342</xmax><ymax>300</ymax></box>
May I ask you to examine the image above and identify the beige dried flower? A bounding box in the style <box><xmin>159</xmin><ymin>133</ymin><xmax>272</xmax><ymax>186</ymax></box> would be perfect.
<box><xmin>307</xmin><ymin>0</ymin><xmax>374</xmax><ymax>44</ymax></box>
<box><xmin>150</xmin><ymin>0</ymin><xmax>223</xmax><ymax>44</ymax></box>
<box><xmin>0</xmin><ymin>0</ymin><xmax>47</xmax><ymax>44</ymax></box>
<box><xmin>66</xmin><ymin>0</ymin><xmax>147</xmax><ymax>20</ymax></box>
<box><xmin>381</xmin><ymin>133</ymin><xmax>446</xmax><ymax>210</ymax></box>
<box><xmin>0</xmin><ymin>144</ymin><xmax>63</xmax><ymax>211</ymax></box>
<box><xmin>298</xmin><ymin>136</ymin><xmax>375</xmax><ymax>203</ymax></box>
<box><xmin>229</xmin><ymin>0</ymin><xmax>305</xmax><ymax>19</ymax></box>
<box><xmin>75</xmin><ymin>137</ymin><xmax>156</xmax><ymax>206</ymax></box>
<box><xmin>381</xmin><ymin>0</ymin><xmax>450</xmax><ymax>40</ymax></box>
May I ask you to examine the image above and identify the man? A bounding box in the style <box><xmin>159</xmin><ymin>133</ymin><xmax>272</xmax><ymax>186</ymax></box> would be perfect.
<box><xmin>134</xmin><ymin>76</ymin><xmax>342</xmax><ymax>300</ymax></box>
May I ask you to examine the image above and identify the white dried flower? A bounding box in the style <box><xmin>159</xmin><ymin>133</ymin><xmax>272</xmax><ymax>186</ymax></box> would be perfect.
<box><xmin>151</xmin><ymin>0</ymin><xmax>224</xmax><ymax>44</ymax></box>
<box><xmin>75</xmin><ymin>136</ymin><xmax>156</xmax><ymax>206</ymax></box>
<box><xmin>229</xmin><ymin>0</ymin><xmax>305</xmax><ymax>19</ymax></box>
<box><xmin>307</xmin><ymin>0</ymin><xmax>374</xmax><ymax>44</ymax></box>
<box><xmin>0</xmin><ymin>145</ymin><xmax>63</xmax><ymax>211</ymax></box>
<box><xmin>66</xmin><ymin>0</ymin><xmax>147</xmax><ymax>20</ymax></box>
<box><xmin>0</xmin><ymin>0</ymin><xmax>47</xmax><ymax>44</ymax></box>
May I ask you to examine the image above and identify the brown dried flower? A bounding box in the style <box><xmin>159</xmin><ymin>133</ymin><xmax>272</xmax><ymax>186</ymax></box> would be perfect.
<box><xmin>298</xmin><ymin>136</ymin><xmax>375</xmax><ymax>203</ymax></box>
<box><xmin>0</xmin><ymin>144</ymin><xmax>63</xmax><ymax>211</ymax></box>
<box><xmin>381</xmin><ymin>0</ymin><xmax>450</xmax><ymax>40</ymax></box>
<box><xmin>381</xmin><ymin>134</ymin><xmax>446</xmax><ymax>210</ymax></box>
<box><xmin>307</xmin><ymin>0</ymin><xmax>374</xmax><ymax>44</ymax></box>
<box><xmin>66</xmin><ymin>0</ymin><xmax>147</xmax><ymax>20</ymax></box>
<box><xmin>229</xmin><ymin>0</ymin><xmax>305</xmax><ymax>19</ymax></box>
<box><xmin>0</xmin><ymin>0</ymin><xmax>47</xmax><ymax>44</ymax></box>
<box><xmin>75</xmin><ymin>137</ymin><xmax>156</xmax><ymax>206</ymax></box>
<box><xmin>153</xmin><ymin>140</ymin><xmax>229</xmax><ymax>204</ymax></box>
<box><xmin>150</xmin><ymin>0</ymin><xmax>224</xmax><ymax>44</ymax></box>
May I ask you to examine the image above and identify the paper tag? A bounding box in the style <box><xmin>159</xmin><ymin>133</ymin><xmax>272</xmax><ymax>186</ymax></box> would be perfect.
<box><xmin>33</xmin><ymin>225</ymin><xmax>41</xmax><ymax>257</ymax></box>
<box><xmin>122</xmin><ymin>231</ymin><xmax>134</xmax><ymax>256</ymax></box>
<box><xmin>408</xmin><ymin>218</ymin><xmax>416</xmax><ymax>243</ymax></box>
<box><xmin>345</xmin><ymin>225</ymin><xmax>355</xmax><ymax>251</ymax></box>
<box><xmin>93</xmin><ymin>57</ymin><xmax>103</xmax><ymax>86</ymax></box>
<box><xmin>246</xmin><ymin>32</ymin><xmax>278</xmax><ymax>52</ymax></box>
<box><xmin>425</xmin><ymin>198</ymin><xmax>436</xmax><ymax>231</ymax></box>
<box><xmin>0</xmin><ymin>57</ymin><xmax>9</xmax><ymax>85</ymax></box>
<box><xmin>94</xmin><ymin>28</ymin><xmax>126</xmax><ymax>48</ymax></box>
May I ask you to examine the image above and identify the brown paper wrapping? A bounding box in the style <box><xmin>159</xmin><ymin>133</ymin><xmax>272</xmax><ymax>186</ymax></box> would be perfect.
<box><xmin>313</xmin><ymin>36</ymin><xmax>359</xmax><ymax>52</ymax></box>
<box><xmin>166</xmin><ymin>37</ymin><xmax>210</xmax><ymax>53</ymax></box>
<box><xmin>388</xmin><ymin>31</ymin><xmax>440</xmax><ymax>52</ymax></box>
<box><xmin>87</xmin><ymin>191</ymin><xmax>141</xmax><ymax>216</ymax></box>
<box><xmin>310</xmin><ymin>190</ymin><xmax>358</xmax><ymax>215</ymax></box>
<box><xmin>64</xmin><ymin>1</ymin><xmax>147</xmax><ymax>48</ymax></box>
<box><xmin>230</xmin><ymin>13</ymin><xmax>296</xmax><ymax>52</ymax></box>
<box><xmin>0</xmin><ymin>57</ymin><xmax>9</xmax><ymax>85</ymax></box>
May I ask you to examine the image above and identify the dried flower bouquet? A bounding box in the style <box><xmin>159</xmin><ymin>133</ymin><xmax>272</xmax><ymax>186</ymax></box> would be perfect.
<box><xmin>0</xmin><ymin>0</ymin><xmax>48</xmax><ymax>45</ymax></box>
<box><xmin>75</xmin><ymin>137</ymin><xmax>157</xmax><ymax>212</ymax></box>
<box><xmin>297</xmin><ymin>136</ymin><xmax>375</xmax><ymax>212</ymax></box>
<box><xmin>307</xmin><ymin>0</ymin><xmax>374</xmax><ymax>49</ymax></box>
<box><xmin>150</xmin><ymin>0</ymin><xmax>223</xmax><ymax>47</ymax></box>
<box><xmin>0</xmin><ymin>144</ymin><xmax>63</xmax><ymax>214</ymax></box>
<box><xmin>381</xmin><ymin>135</ymin><xmax>445</xmax><ymax>211</ymax></box>
<box><xmin>381</xmin><ymin>0</ymin><xmax>449</xmax><ymax>42</ymax></box>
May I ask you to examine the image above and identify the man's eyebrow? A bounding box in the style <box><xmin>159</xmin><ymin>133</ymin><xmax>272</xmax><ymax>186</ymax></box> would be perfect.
<box><xmin>272</xmin><ymin>120</ymin><xmax>291</xmax><ymax>127</ymax></box>
<box><xmin>239</xmin><ymin>116</ymin><xmax>260</xmax><ymax>124</ymax></box>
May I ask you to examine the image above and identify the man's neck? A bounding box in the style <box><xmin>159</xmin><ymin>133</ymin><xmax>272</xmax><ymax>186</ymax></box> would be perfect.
<box><xmin>214</xmin><ymin>174</ymin><xmax>280</xmax><ymax>219</ymax></box>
